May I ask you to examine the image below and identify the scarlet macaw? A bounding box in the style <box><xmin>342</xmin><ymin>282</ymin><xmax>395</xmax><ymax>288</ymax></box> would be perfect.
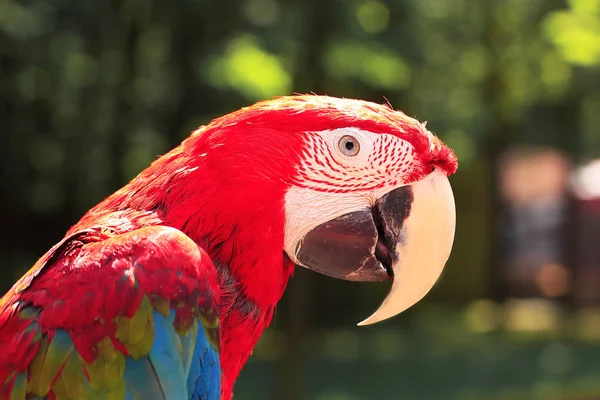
<box><xmin>0</xmin><ymin>95</ymin><xmax>457</xmax><ymax>400</ymax></box>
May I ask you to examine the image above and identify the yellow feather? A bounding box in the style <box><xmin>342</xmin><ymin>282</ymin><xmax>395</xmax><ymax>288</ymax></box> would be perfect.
<box><xmin>150</xmin><ymin>295</ymin><xmax>170</xmax><ymax>317</ymax></box>
<box><xmin>53</xmin><ymin>352</ymin><xmax>84</xmax><ymax>400</ymax></box>
<box><xmin>27</xmin><ymin>336</ymin><xmax>49</xmax><ymax>395</ymax></box>
<box><xmin>126</xmin><ymin>313</ymin><xmax>155</xmax><ymax>359</ymax></box>
<box><xmin>36</xmin><ymin>330</ymin><xmax>74</xmax><ymax>395</ymax></box>
<box><xmin>115</xmin><ymin>295</ymin><xmax>152</xmax><ymax>347</ymax></box>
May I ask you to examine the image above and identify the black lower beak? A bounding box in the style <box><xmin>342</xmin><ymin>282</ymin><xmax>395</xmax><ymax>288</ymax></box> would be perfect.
<box><xmin>294</xmin><ymin>186</ymin><xmax>414</xmax><ymax>281</ymax></box>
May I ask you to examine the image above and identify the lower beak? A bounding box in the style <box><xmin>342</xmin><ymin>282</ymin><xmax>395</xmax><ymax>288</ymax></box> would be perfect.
<box><xmin>294</xmin><ymin>170</ymin><xmax>456</xmax><ymax>325</ymax></box>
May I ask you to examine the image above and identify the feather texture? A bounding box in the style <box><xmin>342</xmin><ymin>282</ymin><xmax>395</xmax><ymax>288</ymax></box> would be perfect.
<box><xmin>0</xmin><ymin>226</ymin><xmax>220</xmax><ymax>400</ymax></box>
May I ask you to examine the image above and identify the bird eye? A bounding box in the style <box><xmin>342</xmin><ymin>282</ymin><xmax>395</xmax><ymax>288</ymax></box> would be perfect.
<box><xmin>338</xmin><ymin>135</ymin><xmax>360</xmax><ymax>157</ymax></box>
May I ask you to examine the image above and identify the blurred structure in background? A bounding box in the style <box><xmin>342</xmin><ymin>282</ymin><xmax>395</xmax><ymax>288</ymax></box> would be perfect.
<box><xmin>497</xmin><ymin>147</ymin><xmax>572</xmax><ymax>300</ymax></box>
<box><xmin>495</xmin><ymin>150</ymin><xmax>600</xmax><ymax>307</ymax></box>
<box><xmin>2</xmin><ymin>0</ymin><xmax>600</xmax><ymax>399</ymax></box>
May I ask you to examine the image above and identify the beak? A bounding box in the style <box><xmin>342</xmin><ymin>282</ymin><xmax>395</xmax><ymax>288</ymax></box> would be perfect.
<box><xmin>294</xmin><ymin>170</ymin><xmax>456</xmax><ymax>325</ymax></box>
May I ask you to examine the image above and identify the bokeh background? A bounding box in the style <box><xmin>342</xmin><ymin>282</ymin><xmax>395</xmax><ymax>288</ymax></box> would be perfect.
<box><xmin>2</xmin><ymin>0</ymin><xmax>600</xmax><ymax>399</ymax></box>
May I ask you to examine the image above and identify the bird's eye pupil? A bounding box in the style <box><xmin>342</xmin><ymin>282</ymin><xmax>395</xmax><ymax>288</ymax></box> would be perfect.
<box><xmin>338</xmin><ymin>135</ymin><xmax>360</xmax><ymax>156</ymax></box>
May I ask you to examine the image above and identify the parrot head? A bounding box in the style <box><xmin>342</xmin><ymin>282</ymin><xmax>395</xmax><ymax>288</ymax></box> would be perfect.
<box><xmin>172</xmin><ymin>95</ymin><xmax>457</xmax><ymax>325</ymax></box>
<box><xmin>285</xmin><ymin>134</ymin><xmax>456</xmax><ymax>325</ymax></box>
<box><xmin>278</xmin><ymin>97</ymin><xmax>457</xmax><ymax>325</ymax></box>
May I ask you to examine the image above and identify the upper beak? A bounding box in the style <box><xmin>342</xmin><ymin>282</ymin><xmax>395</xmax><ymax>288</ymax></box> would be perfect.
<box><xmin>294</xmin><ymin>170</ymin><xmax>456</xmax><ymax>325</ymax></box>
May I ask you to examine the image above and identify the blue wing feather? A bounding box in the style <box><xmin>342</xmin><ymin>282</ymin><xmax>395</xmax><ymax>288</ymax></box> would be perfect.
<box><xmin>123</xmin><ymin>309</ymin><xmax>220</xmax><ymax>400</ymax></box>
<box><xmin>187</xmin><ymin>320</ymin><xmax>220</xmax><ymax>400</ymax></box>
<box><xmin>123</xmin><ymin>357</ymin><xmax>166</xmax><ymax>399</ymax></box>
<box><xmin>180</xmin><ymin>320</ymin><xmax>199</xmax><ymax>378</ymax></box>
<box><xmin>148</xmin><ymin>312</ymin><xmax>188</xmax><ymax>399</ymax></box>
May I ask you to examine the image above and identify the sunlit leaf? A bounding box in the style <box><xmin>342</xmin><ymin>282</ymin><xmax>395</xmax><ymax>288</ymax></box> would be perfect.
<box><xmin>324</xmin><ymin>40</ymin><xmax>410</xmax><ymax>90</ymax></box>
<box><xmin>356</xmin><ymin>0</ymin><xmax>389</xmax><ymax>34</ymax></box>
<box><xmin>543</xmin><ymin>4</ymin><xmax>600</xmax><ymax>66</ymax></box>
<box><xmin>568</xmin><ymin>0</ymin><xmax>600</xmax><ymax>14</ymax></box>
<box><xmin>205</xmin><ymin>35</ymin><xmax>291</xmax><ymax>100</ymax></box>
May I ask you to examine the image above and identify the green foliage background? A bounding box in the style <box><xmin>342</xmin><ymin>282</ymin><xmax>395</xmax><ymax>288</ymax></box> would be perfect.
<box><xmin>1</xmin><ymin>0</ymin><xmax>600</xmax><ymax>399</ymax></box>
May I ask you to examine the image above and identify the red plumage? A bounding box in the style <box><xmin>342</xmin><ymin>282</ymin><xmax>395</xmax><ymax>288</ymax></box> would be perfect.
<box><xmin>0</xmin><ymin>95</ymin><xmax>457</xmax><ymax>400</ymax></box>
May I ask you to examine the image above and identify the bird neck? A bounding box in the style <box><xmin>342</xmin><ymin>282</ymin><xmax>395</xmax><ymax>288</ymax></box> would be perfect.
<box><xmin>212</xmin><ymin>260</ymin><xmax>293</xmax><ymax>400</ymax></box>
<box><xmin>171</xmin><ymin>203</ymin><xmax>295</xmax><ymax>400</ymax></box>
<box><xmin>155</xmin><ymin>152</ymin><xmax>295</xmax><ymax>399</ymax></box>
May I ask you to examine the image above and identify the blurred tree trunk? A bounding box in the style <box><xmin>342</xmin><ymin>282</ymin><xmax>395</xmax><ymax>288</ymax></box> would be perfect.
<box><xmin>275</xmin><ymin>0</ymin><xmax>335</xmax><ymax>398</ymax></box>
<box><xmin>482</xmin><ymin>2</ymin><xmax>516</xmax><ymax>303</ymax></box>
<box><xmin>162</xmin><ymin>0</ymin><xmax>244</xmax><ymax>146</ymax></box>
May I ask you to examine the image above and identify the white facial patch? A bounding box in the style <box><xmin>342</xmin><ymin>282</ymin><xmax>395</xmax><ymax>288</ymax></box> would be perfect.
<box><xmin>283</xmin><ymin>127</ymin><xmax>420</xmax><ymax>264</ymax></box>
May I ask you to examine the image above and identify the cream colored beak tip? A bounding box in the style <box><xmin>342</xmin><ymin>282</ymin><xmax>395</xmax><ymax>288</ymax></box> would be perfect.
<box><xmin>357</xmin><ymin>171</ymin><xmax>456</xmax><ymax>326</ymax></box>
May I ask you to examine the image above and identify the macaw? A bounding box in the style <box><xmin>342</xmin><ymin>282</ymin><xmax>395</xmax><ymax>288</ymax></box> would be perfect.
<box><xmin>0</xmin><ymin>95</ymin><xmax>457</xmax><ymax>400</ymax></box>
